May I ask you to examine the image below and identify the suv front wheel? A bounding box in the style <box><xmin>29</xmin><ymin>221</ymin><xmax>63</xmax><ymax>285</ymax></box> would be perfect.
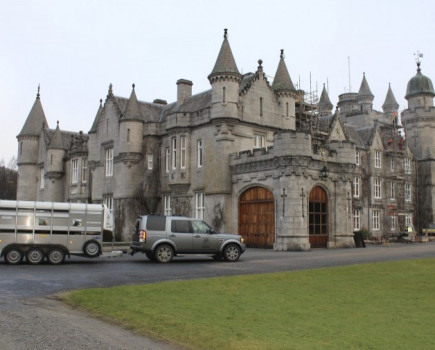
<box><xmin>154</xmin><ymin>244</ymin><xmax>174</xmax><ymax>263</ymax></box>
<box><xmin>223</xmin><ymin>244</ymin><xmax>241</xmax><ymax>262</ymax></box>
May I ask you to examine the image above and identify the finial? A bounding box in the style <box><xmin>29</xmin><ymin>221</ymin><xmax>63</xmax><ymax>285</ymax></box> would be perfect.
<box><xmin>132</xmin><ymin>83</ymin><xmax>135</xmax><ymax>90</ymax></box>
<box><xmin>258</xmin><ymin>59</ymin><xmax>263</xmax><ymax>67</ymax></box>
<box><xmin>99</xmin><ymin>98</ymin><xmax>103</xmax><ymax>107</ymax></box>
<box><xmin>56</xmin><ymin>120</ymin><xmax>59</xmax><ymax>128</ymax></box>
<box><xmin>224</xmin><ymin>28</ymin><xmax>228</xmax><ymax>39</ymax></box>
<box><xmin>280</xmin><ymin>49</ymin><xmax>285</xmax><ymax>59</ymax></box>
<box><xmin>37</xmin><ymin>84</ymin><xmax>40</xmax><ymax>99</ymax></box>
<box><xmin>108</xmin><ymin>83</ymin><xmax>113</xmax><ymax>96</ymax></box>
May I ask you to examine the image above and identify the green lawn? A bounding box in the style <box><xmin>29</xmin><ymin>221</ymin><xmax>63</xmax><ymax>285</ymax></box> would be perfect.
<box><xmin>62</xmin><ymin>258</ymin><xmax>435</xmax><ymax>349</ymax></box>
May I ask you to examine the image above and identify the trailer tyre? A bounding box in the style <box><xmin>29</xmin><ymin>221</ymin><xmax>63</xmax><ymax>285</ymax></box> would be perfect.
<box><xmin>83</xmin><ymin>240</ymin><xmax>101</xmax><ymax>258</ymax></box>
<box><xmin>5</xmin><ymin>248</ymin><xmax>23</xmax><ymax>265</ymax></box>
<box><xmin>27</xmin><ymin>248</ymin><xmax>45</xmax><ymax>265</ymax></box>
<box><xmin>47</xmin><ymin>248</ymin><xmax>66</xmax><ymax>265</ymax></box>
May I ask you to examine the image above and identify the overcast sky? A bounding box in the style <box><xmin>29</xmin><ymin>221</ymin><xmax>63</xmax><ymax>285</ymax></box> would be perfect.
<box><xmin>1</xmin><ymin>0</ymin><xmax>434</xmax><ymax>165</ymax></box>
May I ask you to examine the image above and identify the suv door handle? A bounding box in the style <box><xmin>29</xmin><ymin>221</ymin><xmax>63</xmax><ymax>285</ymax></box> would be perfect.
<box><xmin>169</xmin><ymin>234</ymin><xmax>176</xmax><ymax>237</ymax></box>
<box><xmin>194</xmin><ymin>235</ymin><xmax>201</xmax><ymax>238</ymax></box>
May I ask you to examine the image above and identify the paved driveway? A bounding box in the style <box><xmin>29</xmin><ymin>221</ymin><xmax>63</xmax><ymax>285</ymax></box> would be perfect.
<box><xmin>1</xmin><ymin>243</ymin><xmax>434</xmax><ymax>349</ymax></box>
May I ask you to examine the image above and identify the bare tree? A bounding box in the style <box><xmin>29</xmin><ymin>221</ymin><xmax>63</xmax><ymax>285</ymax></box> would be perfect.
<box><xmin>0</xmin><ymin>157</ymin><xmax>18</xmax><ymax>199</ymax></box>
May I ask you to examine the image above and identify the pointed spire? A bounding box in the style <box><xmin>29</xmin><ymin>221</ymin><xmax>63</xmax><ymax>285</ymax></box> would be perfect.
<box><xmin>17</xmin><ymin>85</ymin><xmax>49</xmax><ymax>137</ymax></box>
<box><xmin>107</xmin><ymin>83</ymin><xmax>113</xmax><ymax>98</ymax></box>
<box><xmin>272</xmin><ymin>49</ymin><xmax>296</xmax><ymax>92</ymax></box>
<box><xmin>48</xmin><ymin>121</ymin><xmax>64</xmax><ymax>150</ymax></box>
<box><xmin>382</xmin><ymin>83</ymin><xmax>399</xmax><ymax>112</ymax></box>
<box><xmin>318</xmin><ymin>84</ymin><xmax>333</xmax><ymax>115</ymax></box>
<box><xmin>123</xmin><ymin>83</ymin><xmax>143</xmax><ymax>121</ymax></box>
<box><xmin>358</xmin><ymin>73</ymin><xmax>374</xmax><ymax>98</ymax></box>
<box><xmin>89</xmin><ymin>98</ymin><xmax>104</xmax><ymax>134</ymax></box>
<box><xmin>208</xmin><ymin>29</ymin><xmax>240</xmax><ymax>81</ymax></box>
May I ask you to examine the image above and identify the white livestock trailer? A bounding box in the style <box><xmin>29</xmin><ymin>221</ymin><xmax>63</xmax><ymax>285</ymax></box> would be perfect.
<box><xmin>0</xmin><ymin>200</ymin><xmax>114</xmax><ymax>265</ymax></box>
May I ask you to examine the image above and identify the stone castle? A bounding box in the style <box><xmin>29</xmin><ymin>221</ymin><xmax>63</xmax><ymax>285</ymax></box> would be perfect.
<box><xmin>16</xmin><ymin>29</ymin><xmax>435</xmax><ymax>250</ymax></box>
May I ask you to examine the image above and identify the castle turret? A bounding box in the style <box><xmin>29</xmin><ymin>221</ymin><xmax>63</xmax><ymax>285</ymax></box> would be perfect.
<box><xmin>272</xmin><ymin>49</ymin><xmax>297</xmax><ymax>129</ymax></box>
<box><xmin>357</xmin><ymin>73</ymin><xmax>374</xmax><ymax>113</ymax></box>
<box><xmin>16</xmin><ymin>86</ymin><xmax>48</xmax><ymax>200</ymax></box>
<box><xmin>317</xmin><ymin>83</ymin><xmax>333</xmax><ymax>116</ymax></box>
<box><xmin>382</xmin><ymin>83</ymin><xmax>399</xmax><ymax>121</ymax></box>
<box><xmin>405</xmin><ymin>61</ymin><xmax>435</xmax><ymax>110</ymax></box>
<box><xmin>208</xmin><ymin>29</ymin><xmax>242</xmax><ymax>120</ymax></box>
<box><xmin>44</xmin><ymin>121</ymin><xmax>66</xmax><ymax>202</ymax></box>
<box><xmin>119</xmin><ymin>84</ymin><xmax>144</xmax><ymax>155</ymax></box>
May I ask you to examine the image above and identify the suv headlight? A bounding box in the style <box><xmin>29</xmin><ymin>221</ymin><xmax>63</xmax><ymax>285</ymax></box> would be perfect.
<box><xmin>240</xmin><ymin>237</ymin><xmax>245</xmax><ymax>244</ymax></box>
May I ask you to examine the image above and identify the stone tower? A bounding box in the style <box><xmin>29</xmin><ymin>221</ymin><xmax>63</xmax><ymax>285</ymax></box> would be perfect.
<box><xmin>271</xmin><ymin>49</ymin><xmax>297</xmax><ymax>129</ymax></box>
<box><xmin>318</xmin><ymin>83</ymin><xmax>334</xmax><ymax>116</ymax></box>
<box><xmin>382</xmin><ymin>83</ymin><xmax>400</xmax><ymax>122</ymax></box>
<box><xmin>16</xmin><ymin>86</ymin><xmax>48</xmax><ymax>200</ymax></box>
<box><xmin>208</xmin><ymin>29</ymin><xmax>242</xmax><ymax>121</ymax></box>
<box><xmin>402</xmin><ymin>60</ymin><xmax>435</xmax><ymax>227</ymax></box>
<box><xmin>357</xmin><ymin>73</ymin><xmax>374</xmax><ymax>113</ymax></box>
<box><xmin>206</xmin><ymin>29</ymin><xmax>242</xmax><ymax>194</ymax></box>
<box><xmin>44</xmin><ymin>121</ymin><xmax>66</xmax><ymax>202</ymax></box>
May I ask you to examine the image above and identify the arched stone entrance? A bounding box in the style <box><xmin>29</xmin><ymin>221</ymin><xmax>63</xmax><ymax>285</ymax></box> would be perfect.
<box><xmin>309</xmin><ymin>186</ymin><xmax>328</xmax><ymax>248</ymax></box>
<box><xmin>238</xmin><ymin>187</ymin><xmax>275</xmax><ymax>248</ymax></box>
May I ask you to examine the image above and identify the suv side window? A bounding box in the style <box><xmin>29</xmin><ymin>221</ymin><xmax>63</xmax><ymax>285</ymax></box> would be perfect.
<box><xmin>192</xmin><ymin>220</ymin><xmax>213</xmax><ymax>234</ymax></box>
<box><xmin>146</xmin><ymin>216</ymin><xmax>166</xmax><ymax>231</ymax></box>
<box><xmin>171</xmin><ymin>220</ymin><xmax>191</xmax><ymax>233</ymax></box>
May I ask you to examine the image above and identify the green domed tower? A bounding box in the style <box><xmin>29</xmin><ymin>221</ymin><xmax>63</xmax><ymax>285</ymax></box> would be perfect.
<box><xmin>402</xmin><ymin>58</ymin><xmax>435</xmax><ymax>228</ymax></box>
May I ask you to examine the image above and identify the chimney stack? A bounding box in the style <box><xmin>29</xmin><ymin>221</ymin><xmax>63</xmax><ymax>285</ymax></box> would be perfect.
<box><xmin>177</xmin><ymin>79</ymin><xmax>193</xmax><ymax>104</ymax></box>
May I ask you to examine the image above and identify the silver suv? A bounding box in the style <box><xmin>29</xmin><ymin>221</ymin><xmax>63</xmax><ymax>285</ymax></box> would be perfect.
<box><xmin>130</xmin><ymin>215</ymin><xmax>246</xmax><ymax>263</ymax></box>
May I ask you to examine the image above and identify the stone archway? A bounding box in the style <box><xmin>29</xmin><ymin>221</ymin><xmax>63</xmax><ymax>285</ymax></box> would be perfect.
<box><xmin>309</xmin><ymin>186</ymin><xmax>328</xmax><ymax>248</ymax></box>
<box><xmin>238</xmin><ymin>187</ymin><xmax>275</xmax><ymax>248</ymax></box>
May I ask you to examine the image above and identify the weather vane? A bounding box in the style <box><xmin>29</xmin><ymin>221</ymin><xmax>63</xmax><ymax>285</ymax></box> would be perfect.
<box><xmin>414</xmin><ymin>51</ymin><xmax>423</xmax><ymax>65</ymax></box>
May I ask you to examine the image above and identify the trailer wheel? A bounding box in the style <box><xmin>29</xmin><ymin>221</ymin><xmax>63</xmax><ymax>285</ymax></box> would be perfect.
<box><xmin>83</xmin><ymin>240</ymin><xmax>100</xmax><ymax>258</ymax></box>
<box><xmin>154</xmin><ymin>244</ymin><xmax>174</xmax><ymax>263</ymax></box>
<box><xmin>47</xmin><ymin>248</ymin><xmax>66</xmax><ymax>265</ymax></box>
<box><xmin>27</xmin><ymin>248</ymin><xmax>45</xmax><ymax>265</ymax></box>
<box><xmin>5</xmin><ymin>248</ymin><xmax>23</xmax><ymax>265</ymax></box>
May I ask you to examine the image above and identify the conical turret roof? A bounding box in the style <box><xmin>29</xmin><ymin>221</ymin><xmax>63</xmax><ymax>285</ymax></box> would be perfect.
<box><xmin>318</xmin><ymin>84</ymin><xmax>333</xmax><ymax>110</ymax></box>
<box><xmin>18</xmin><ymin>86</ymin><xmax>48</xmax><ymax>137</ymax></box>
<box><xmin>122</xmin><ymin>84</ymin><xmax>143</xmax><ymax>121</ymax></box>
<box><xmin>48</xmin><ymin>121</ymin><xmax>64</xmax><ymax>150</ymax></box>
<box><xmin>208</xmin><ymin>29</ymin><xmax>240</xmax><ymax>80</ymax></box>
<box><xmin>272</xmin><ymin>50</ymin><xmax>296</xmax><ymax>92</ymax></box>
<box><xmin>382</xmin><ymin>83</ymin><xmax>399</xmax><ymax>111</ymax></box>
<box><xmin>358</xmin><ymin>73</ymin><xmax>374</xmax><ymax>98</ymax></box>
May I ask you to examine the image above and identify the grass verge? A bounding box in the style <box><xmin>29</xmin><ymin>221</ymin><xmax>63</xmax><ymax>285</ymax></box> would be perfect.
<box><xmin>62</xmin><ymin>258</ymin><xmax>435</xmax><ymax>349</ymax></box>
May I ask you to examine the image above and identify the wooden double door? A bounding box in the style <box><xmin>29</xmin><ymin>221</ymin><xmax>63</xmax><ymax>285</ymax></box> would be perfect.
<box><xmin>309</xmin><ymin>186</ymin><xmax>328</xmax><ymax>248</ymax></box>
<box><xmin>238</xmin><ymin>187</ymin><xmax>275</xmax><ymax>248</ymax></box>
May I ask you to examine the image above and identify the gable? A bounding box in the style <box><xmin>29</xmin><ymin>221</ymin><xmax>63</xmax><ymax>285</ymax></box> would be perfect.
<box><xmin>328</xmin><ymin>119</ymin><xmax>347</xmax><ymax>142</ymax></box>
<box><xmin>371</xmin><ymin>130</ymin><xmax>384</xmax><ymax>150</ymax></box>
<box><xmin>240</xmin><ymin>74</ymin><xmax>280</xmax><ymax>127</ymax></box>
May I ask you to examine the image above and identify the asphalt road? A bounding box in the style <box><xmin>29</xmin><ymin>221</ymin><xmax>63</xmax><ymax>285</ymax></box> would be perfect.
<box><xmin>0</xmin><ymin>243</ymin><xmax>434</xmax><ymax>349</ymax></box>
